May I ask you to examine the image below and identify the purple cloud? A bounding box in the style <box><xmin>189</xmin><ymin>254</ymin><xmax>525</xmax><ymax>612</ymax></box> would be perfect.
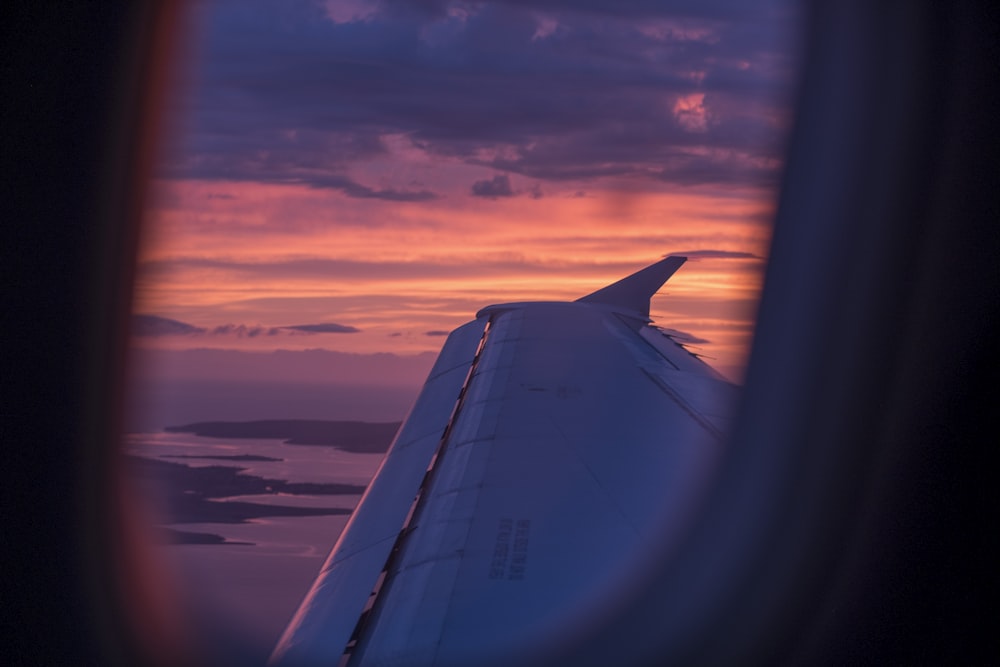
<box><xmin>162</xmin><ymin>0</ymin><xmax>799</xmax><ymax>193</ymax></box>
<box><xmin>282</xmin><ymin>323</ymin><xmax>361</xmax><ymax>334</ymax></box>
<box><xmin>305</xmin><ymin>174</ymin><xmax>439</xmax><ymax>201</ymax></box>
<box><xmin>656</xmin><ymin>327</ymin><xmax>711</xmax><ymax>344</ymax></box>
<box><xmin>471</xmin><ymin>174</ymin><xmax>514</xmax><ymax>198</ymax></box>
<box><xmin>132</xmin><ymin>314</ymin><xmax>206</xmax><ymax>337</ymax></box>
<box><xmin>210</xmin><ymin>324</ymin><xmax>282</xmax><ymax>338</ymax></box>
<box><xmin>668</xmin><ymin>249</ymin><xmax>764</xmax><ymax>259</ymax></box>
<box><xmin>133</xmin><ymin>316</ymin><xmax>360</xmax><ymax>338</ymax></box>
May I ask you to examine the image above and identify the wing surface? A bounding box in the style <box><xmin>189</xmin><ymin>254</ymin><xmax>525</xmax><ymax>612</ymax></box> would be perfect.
<box><xmin>269</xmin><ymin>318</ymin><xmax>489</xmax><ymax>665</ymax></box>
<box><xmin>271</xmin><ymin>257</ymin><xmax>738</xmax><ymax>666</ymax></box>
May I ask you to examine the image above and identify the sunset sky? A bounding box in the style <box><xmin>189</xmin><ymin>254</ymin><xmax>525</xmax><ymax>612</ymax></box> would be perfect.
<box><xmin>132</xmin><ymin>0</ymin><xmax>801</xmax><ymax>418</ymax></box>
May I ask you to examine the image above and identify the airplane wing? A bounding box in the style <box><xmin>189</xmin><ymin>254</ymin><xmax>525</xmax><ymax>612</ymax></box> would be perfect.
<box><xmin>270</xmin><ymin>256</ymin><xmax>739</xmax><ymax>666</ymax></box>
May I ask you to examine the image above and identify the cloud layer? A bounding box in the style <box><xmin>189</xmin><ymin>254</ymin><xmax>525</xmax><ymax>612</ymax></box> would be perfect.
<box><xmin>133</xmin><ymin>315</ymin><xmax>206</xmax><ymax>336</ymax></box>
<box><xmin>136</xmin><ymin>0</ymin><xmax>799</xmax><ymax>381</ymax></box>
<box><xmin>133</xmin><ymin>315</ymin><xmax>360</xmax><ymax>338</ymax></box>
<box><xmin>165</xmin><ymin>0</ymin><xmax>799</xmax><ymax>195</ymax></box>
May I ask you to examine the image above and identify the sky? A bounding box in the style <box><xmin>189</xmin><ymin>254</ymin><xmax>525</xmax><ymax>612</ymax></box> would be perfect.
<box><xmin>132</xmin><ymin>0</ymin><xmax>802</xmax><ymax>418</ymax></box>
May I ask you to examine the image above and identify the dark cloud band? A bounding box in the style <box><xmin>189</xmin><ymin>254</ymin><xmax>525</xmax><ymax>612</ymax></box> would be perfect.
<box><xmin>163</xmin><ymin>0</ymin><xmax>798</xmax><ymax>193</ymax></box>
<box><xmin>132</xmin><ymin>315</ymin><xmax>360</xmax><ymax>337</ymax></box>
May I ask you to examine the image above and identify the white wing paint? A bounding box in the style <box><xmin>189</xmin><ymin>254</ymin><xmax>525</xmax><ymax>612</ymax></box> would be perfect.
<box><xmin>270</xmin><ymin>256</ymin><xmax>738</xmax><ymax>666</ymax></box>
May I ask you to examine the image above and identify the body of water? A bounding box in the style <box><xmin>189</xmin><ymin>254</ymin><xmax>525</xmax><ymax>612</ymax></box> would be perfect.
<box><xmin>125</xmin><ymin>431</ymin><xmax>386</xmax><ymax>665</ymax></box>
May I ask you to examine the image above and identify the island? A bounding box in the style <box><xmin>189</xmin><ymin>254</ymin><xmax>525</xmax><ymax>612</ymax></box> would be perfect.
<box><xmin>164</xmin><ymin>419</ymin><xmax>401</xmax><ymax>453</ymax></box>
<box><xmin>127</xmin><ymin>454</ymin><xmax>368</xmax><ymax>545</ymax></box>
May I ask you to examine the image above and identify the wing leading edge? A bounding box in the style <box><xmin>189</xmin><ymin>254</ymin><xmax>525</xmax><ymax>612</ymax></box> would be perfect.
<box><xmin>271</xmin><ymin>255</ymin><xmax>737</xmax><ymax>666</ymax></box>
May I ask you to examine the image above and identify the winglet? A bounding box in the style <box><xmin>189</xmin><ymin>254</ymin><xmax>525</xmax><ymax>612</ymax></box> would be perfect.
<box><xmin>576</xmin><ymin>255</ymin><xmax>686</xmax><ymax>317</ymax></box>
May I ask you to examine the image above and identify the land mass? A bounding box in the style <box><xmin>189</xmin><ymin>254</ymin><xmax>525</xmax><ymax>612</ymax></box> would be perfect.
<box><xmin>164</xmin><ymin>419</ymin><xmax>401</xmax><ymax>453</ymax></box>
<box><xmin>127</xmin><ymin>455</ymin><xmax>363</xmax><ymax>527</ymax></box>
<box><xmin>158</xmin><ymin>527</ymin><xmax>254</xmax><ymax>546</ymax></box>
<box><xmin>162</xmin><ymin>454</ymin><xmax>283</xmax><ymax>462</ymax></box>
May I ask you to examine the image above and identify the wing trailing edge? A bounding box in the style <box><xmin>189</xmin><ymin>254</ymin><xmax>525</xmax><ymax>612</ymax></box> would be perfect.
<box><xmin>576</xmin><ymin>255</ymin><xmax>686</xmax><ymax>317</ymax></box>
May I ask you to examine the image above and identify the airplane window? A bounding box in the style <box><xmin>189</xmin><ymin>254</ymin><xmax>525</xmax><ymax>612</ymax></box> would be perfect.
<box><xmin>125</xmin><ymin>0</ymin><xmax>804</xmax><ymax>663</ymax></box>
<box><xmin>9</xmin><ymin>1</ymin><xmax>994</xmax><ymax>665</ymax></box>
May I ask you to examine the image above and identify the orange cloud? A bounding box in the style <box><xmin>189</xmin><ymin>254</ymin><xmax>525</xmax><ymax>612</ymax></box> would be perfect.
<box><xmin>135</xmin><ymin>176</ymin><xmax>773</xmax><ymax>381</ymax></box>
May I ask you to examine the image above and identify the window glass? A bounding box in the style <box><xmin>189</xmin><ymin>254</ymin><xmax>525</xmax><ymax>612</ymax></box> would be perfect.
<box><xmin>127</xmin><ymin>1</ymin><xmax>803</xmax><ymax>661</ymax></box>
